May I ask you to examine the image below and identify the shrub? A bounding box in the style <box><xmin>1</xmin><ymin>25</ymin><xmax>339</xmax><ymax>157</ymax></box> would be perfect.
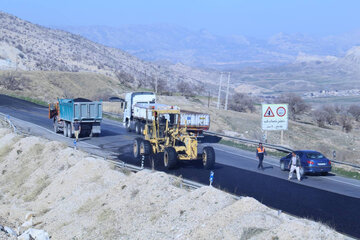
<box><xmin>278</xmin><ymin>93</ymin><xmax>309</xmax><ymax>120</ymax></box>
<box><xmin>229</xmin><ymin>93</ymin><xmax>255</xmax><ymax>112</ymax></box>
<box><xmin>348</xmin><ymin>104</ymin><xmax>360</xmax><ymax>121</ymax></box>
<box><xmin>339</xmin><ymin>112</ymin><xmax>353</xmax><ymax>133</ymax></box>
<box><xmin>0</xmin><ymin>71</ymin><xmax>29</xmax><ymax>91</ymax></box>
<box><xmin>177</xmin><ymin>80</ymin><xmax>194</xmax><ymax>97</ymax></box>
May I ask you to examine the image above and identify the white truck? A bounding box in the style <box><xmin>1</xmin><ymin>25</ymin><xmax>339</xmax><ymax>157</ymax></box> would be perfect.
<box><xmin>123</xmin><ymin>92</ymin><xmax>210</xmax><ymax>135</ymax></box>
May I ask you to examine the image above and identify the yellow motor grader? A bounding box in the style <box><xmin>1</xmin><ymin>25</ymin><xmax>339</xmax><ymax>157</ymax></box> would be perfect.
<box><xmin>133</xmin><ymin>108</ymin><xmax>215</xmax><ymax>169</ymax></box>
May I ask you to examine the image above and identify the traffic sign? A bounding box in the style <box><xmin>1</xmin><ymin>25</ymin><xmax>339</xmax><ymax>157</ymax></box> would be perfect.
<box><xmin>276</xmin><ymin>107</ymin><xmax>286</xmax><ymax>117</ymax></box>
<box><xmin>262</xmin><ymin>104</ymin><xmax>288</xmax><ymax>131</ymax></box>
<box><xmin>264</xmin><ymin>107</ymin><xmax>275</xmax><ymax>117</ymax></box>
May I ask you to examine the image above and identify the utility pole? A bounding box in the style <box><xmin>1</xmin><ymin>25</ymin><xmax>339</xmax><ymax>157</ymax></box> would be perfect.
<box><xmin>155</xmin><ymin>77</ymin><xmax>158</xmax><ymax>93</ymax></box>
<box><xmin>224</xmin><ymin>72</ymin><xmax>231</xmax><ymax>110</ymax></box>
<box><xmin>217</xmin><ymin>73</ymin><xmax>223</xmax><ymax>109</ymax></box>
<box><xmin>207</xmin><ymin>91</ymin><xmax>210</xmax><ymax>108</ymax></box>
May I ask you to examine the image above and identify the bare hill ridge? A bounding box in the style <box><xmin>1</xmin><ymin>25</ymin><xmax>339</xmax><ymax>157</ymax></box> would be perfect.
<box><xmin>0</xmin><ymin>11</ymin><xmax>218</xmax><ymax>92</ymax></box>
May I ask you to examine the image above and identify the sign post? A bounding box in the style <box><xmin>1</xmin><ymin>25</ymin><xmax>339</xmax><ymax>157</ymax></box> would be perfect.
<box><xmin>262</xmin><ymin>104</ymin><xmax>288</xmax><ymax>144</ymax></box>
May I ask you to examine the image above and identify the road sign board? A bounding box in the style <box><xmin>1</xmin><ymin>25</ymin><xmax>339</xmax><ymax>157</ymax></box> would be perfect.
<box><xmin>262</xmin><ymin>104</ymin><xmax>288</xmax><ymax>131</ymax></box>
<box><xmin>264</xmin><ymin>107</ymin><xmax>275</xmax><ymax>117</ymax></box>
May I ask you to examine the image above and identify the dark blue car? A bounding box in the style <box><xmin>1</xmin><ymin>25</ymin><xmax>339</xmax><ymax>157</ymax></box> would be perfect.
<box><xmin>280</xmin><ymin>150</ymin><xmax>332</xmax><ymax>176</ymax></box>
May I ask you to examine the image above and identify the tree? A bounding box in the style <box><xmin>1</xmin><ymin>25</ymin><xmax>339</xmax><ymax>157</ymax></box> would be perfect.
<box><xmin>229</xmin><ymin>93</ymin><xmax>255</xmax><ymax>112</ymax></box>
<box><xmin>313</xmin><ymin>109</ymin><xmax>327</xmax><ymax>128</ymax></box>
<box><xmin>348</xmin><ymin>104</ymin><xmax>360</xmax><ymax>121</ymax></box>
<box><xmin>322</xmin><ymin>104</ymin><xmax>337</xmax><ymax>125</ymax></box>
<box><xmin>177</xmin><ymin>80</ymin><xmax>193</xmax><ymax>97</ymax></box>
<box><xmin>339</xmin><ymin>112</ymin><xmax>353</xmax><ymax>133</ymax></box>
<box><xmin>115</xmin><ymin>70</ymin><xmax>134</xmax><ymax>87</ymax></box>
<box><xmin>278</xmin><ymin>93</ymin><xmax>309</xmax><ymax>120</ymax></box>
<box><xmin>150</xmin><ymin>77</ymin><xmax>167</xmax><ymax>93</ymax></box>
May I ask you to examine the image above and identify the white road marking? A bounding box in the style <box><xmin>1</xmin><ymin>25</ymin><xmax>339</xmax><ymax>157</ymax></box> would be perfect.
<box><xmin>214</xmin><ymin>147</ymin><xmax>360</xmax><ymax>188</ymax></box>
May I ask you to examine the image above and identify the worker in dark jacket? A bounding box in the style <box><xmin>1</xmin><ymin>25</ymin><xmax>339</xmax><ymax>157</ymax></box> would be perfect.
<box><xmin>256</xmin><ymin>143</ymin><xmax>266</xmax><ymax>170</ymax></box>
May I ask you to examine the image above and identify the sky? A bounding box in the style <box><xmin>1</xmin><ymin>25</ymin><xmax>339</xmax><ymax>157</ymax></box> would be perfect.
<box><xmin>1</xmin><ymin>0</ymin><xmax>360</xmax><ymax>38</ymax></box>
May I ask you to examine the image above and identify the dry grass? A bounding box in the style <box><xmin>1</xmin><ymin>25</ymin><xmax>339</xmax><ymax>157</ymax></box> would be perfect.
<box><xmin>0</xmin><ymin>70</ymin><xmax>124</xmax><ymax>102</ymax></box>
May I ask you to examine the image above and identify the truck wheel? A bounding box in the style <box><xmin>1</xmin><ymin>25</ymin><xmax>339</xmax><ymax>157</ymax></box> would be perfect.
<box><xmin>126</xmin><ymin>120</ymin><xmax>131</xmax><ymax>132</ymax></box>
<box><xmin>202</xmin><ymin>146</ymin><xmax>215</xmax><ymax>169</ymax></box>
<box><xmin>67</xmin><ymin>123</ymin><xmax>73</xmax><ymax>138</ymax></box>
<box><xmin>140</xmin><ymin>123</ymin><xmax>145</xmax><ymax>135</ymax></box>
<box><xmin>133</xmin><ymin>138</ymin><xmax>142</xmax><ymax>160</ymax></box>
<box><xmin>135</xmin><ymin>122</ymin><xmax>141</xmax><ymax>134</ymax></box>
<box><xmin>140</xmin><ymin>140</ymin><xmax>152</xmax><ymax>156</ymax></box>
<box><xmin>53</xmin><ymin>120</ymin><xmax>59</xmax><ymax>133</ymax></box>
<box><xmin>164</xmin><ymin>147</ymin><xmax>177</xmax><ymax>169</ymax></box>
<box><xmin>63</xmin><ymin>122</ymin><xmax>68</xmax><ymax>137</ymax></box>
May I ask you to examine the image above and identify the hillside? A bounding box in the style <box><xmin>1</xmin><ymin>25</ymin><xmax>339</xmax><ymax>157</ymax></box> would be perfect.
<box><xmin>0</xmin><ymin>11</ymin><xmax>218</xmax><ymax>93</ymax></box>
<box><xmin>0</xmin><ymin>126</ymin><xmax>346</xmax><ymax>239</ymax></box>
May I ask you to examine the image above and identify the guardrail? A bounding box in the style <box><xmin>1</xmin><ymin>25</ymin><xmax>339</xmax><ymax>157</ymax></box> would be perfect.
<box><xmin>0</xmin><ymin>113</ymin><xmax>17</xmax><ymax>133</ymax></box>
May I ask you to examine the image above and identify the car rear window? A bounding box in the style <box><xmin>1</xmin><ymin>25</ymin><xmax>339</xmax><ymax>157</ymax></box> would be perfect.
<box><xmin>306</xmin><ymin>153</ymin><xmax>324</xmax><ymax>159</ymax></box>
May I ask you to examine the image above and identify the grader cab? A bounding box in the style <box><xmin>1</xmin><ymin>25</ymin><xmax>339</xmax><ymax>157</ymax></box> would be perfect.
<box><xmin>133</xmin><ymin>108</ymin><xmax>215</xmax><ymax>169</ymax></box>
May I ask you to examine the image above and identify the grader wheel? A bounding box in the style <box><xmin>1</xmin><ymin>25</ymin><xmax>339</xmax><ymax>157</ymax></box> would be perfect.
<box><xmin>202</xmin><ymin>146</ymin><xmax>215</xmax><ymax>169</ymax></box>
<box><xmin>140</xmin><ymin>140</ymin><xmax>152</xmax><ymax>155</ymax></box>
<box><xmin>133</xmin><ymin>138</ymin><xmax>142</xmax><ymax>159</ymax></box>
<box><xmin>164</xmin><ymin>147</ymin><xmax>177</xmax><ymax>169</ymax></box>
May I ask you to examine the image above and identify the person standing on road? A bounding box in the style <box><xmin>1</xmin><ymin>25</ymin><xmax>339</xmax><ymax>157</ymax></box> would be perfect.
<box><xmin>256</xmin><ymin>143</ymin><xmax>266</xmax><ymax>170</ymax></box>
<box><xmin>73</xmin><ymin>120</ymin><xmax>81</xmax><ymax>142</ymax></box>
<box><xmin>288</xmin><ymin>152</ymin><xmax>301</xmax><ymax>181</ymax></box>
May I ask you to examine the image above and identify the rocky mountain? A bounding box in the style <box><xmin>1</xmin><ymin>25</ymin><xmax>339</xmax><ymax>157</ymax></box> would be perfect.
<box><xmin>61</xmin><ymin>25</ymin><xmax>360</xmax><ymax>70</ymax></box>
<box><xmin>0</xmin><ymin>12</ymin><xmax>219</xmax><ymax>93</ymax></box>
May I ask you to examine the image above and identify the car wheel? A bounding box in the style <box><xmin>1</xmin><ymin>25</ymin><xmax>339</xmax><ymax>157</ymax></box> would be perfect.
<box><xmin>280</xmin><ymin>161</ymin><xmax>285</xmax><ymax>171</ymax></box>
<box><xmin>321</xmin><ymin>172</ymin><xmax>328</xmax><ymax>176</ymax></box>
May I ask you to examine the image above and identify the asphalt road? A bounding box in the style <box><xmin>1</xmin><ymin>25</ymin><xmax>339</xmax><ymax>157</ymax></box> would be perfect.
<box><xmin>1</xmin><ymin>94</ymin><xmax>360</xmax><ymax>238</ymax></box>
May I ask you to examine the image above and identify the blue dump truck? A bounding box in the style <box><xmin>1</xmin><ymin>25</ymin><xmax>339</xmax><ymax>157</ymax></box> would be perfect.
<box><xmin>49</xmin><ymin>98</ymin><xmax>102</xmax><ymax>138</ymax></box>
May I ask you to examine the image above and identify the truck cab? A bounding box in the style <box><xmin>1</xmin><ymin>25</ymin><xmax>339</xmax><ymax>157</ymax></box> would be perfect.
<box><xmin>123</xmin><ymin>92</ymin><xmax>156</xmax><ymax>130</ymax></box>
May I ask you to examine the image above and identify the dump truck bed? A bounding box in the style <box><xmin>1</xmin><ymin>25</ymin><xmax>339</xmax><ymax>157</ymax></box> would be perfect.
<box><xmin>180</xmin><ymin>110</ymin><xmax>210</xmax><ymax>131</ymax></box>
<box><xmin>58</xmin><ymin>99</ymin><xmax>102</xmax><ymax>122</ymax></box>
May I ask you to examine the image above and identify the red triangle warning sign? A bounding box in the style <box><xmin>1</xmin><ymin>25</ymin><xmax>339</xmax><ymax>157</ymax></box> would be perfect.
<box><xmin>264</xmin><ymin>107</ymin><xmax>275</xmax><ymax>117</ymax></box>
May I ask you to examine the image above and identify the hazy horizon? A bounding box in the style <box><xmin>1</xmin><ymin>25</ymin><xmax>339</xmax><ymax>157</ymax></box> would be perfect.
<box><xmin>2</xmin><ymin>0</ymin><xmax>360</xmax><ymax>38</ymax></box>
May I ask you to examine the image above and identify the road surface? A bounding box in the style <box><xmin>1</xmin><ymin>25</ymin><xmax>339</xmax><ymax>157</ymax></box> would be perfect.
<box><xmin>0</xmin><ymin>94</ymin><xmax>359</xmax><ymax>238</ymax></box>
